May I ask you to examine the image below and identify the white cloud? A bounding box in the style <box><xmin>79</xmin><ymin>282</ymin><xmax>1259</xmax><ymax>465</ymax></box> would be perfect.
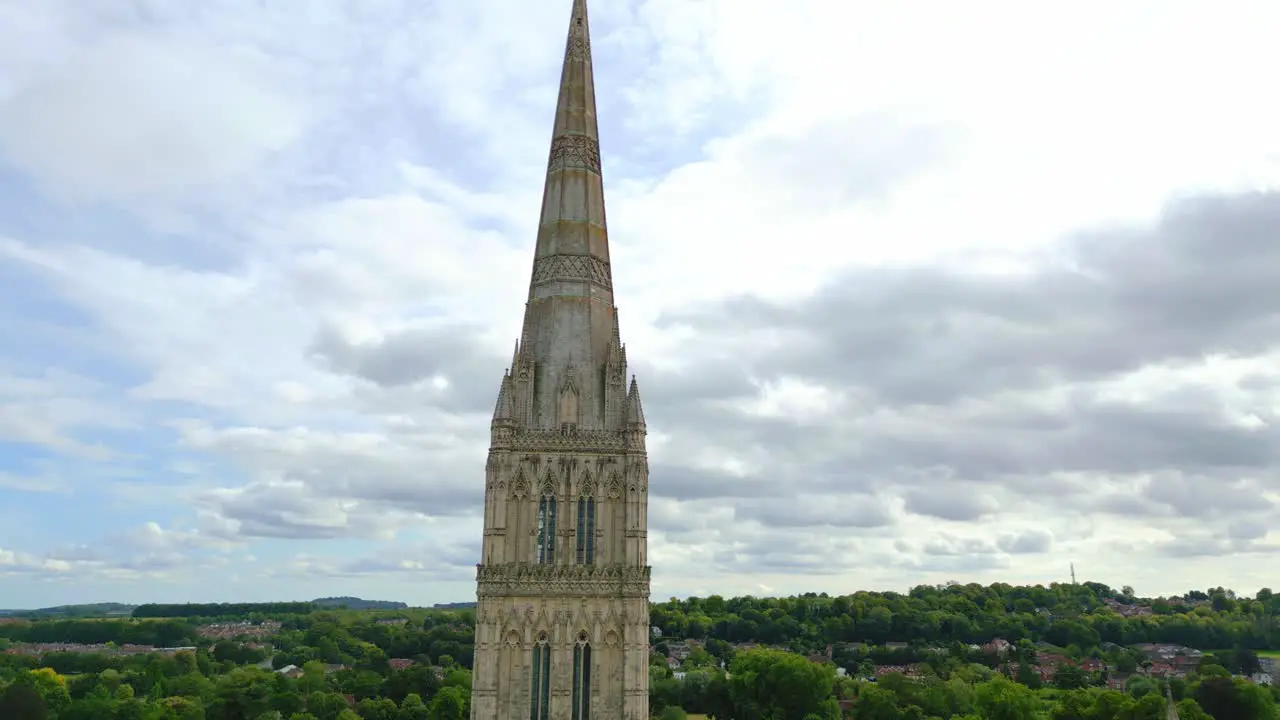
<box><xmin>3</xmin><ymin>0</ymin><xmax>1280</xmax><ymax>607</ymax></box>
<box><xmin>0</xmin><ymin>31</ymin><xmax>303</xmax><ymax>207</ymax></box>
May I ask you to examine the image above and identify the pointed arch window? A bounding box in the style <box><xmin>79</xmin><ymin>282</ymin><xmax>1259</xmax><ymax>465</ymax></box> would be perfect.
<box><xmin>536</xmin><ymin>489</ymin><xmax>557</xmax><ymax>564</ymax></box>
<box><xmin>530</xmin><ymin>633</ymin><xmax>551</xmax><ymax>720</ymax></box>
<box><xmin>572</xmin><ymin>631</ymin><xmax>592</xmax><ymax>720</ymax></box>
<box><xmin>576</xmin><ymin>495</ymin><xmax>597</xmax><ymax>565</ymax></box>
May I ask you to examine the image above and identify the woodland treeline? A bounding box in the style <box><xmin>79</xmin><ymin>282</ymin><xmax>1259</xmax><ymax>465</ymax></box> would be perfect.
<box><xmin>132</xmin><ymin>603</ymin><xmax>317</xmax><ymax>619</ymax></box>
<box><xmin>650</xmin><ymin>582</ymin><xmax>1280</xmax><ymax>652</ymax></box>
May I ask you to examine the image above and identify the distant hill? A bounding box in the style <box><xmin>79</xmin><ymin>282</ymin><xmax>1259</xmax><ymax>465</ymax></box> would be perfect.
<box><xmin>312</xmin><ymin>597</ymin><xmax>408</xmax><ymax>610</ymax></box>
<box><xmin>2</xmin><ymin>598</ymin><xmax>434</xmax><ymax>616</ymax></box>
<box><xmin>0</xmin><ymin>602</ymin><xmax>136</xmax><ymax>617</ymax></box>
<box><xmin>432</xmin><ymin>601</ymin><xmax>477</xmax><ymax>610</ymax></box>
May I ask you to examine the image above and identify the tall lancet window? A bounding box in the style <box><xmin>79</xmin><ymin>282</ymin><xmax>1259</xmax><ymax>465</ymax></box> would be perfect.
<box><xmin>536</xmin><ymin>490</ymin><xmax>557</xmax><ymax>564</ymax></box>
<box><xmin>576</xmin><ymin>495</ymin><xmax>597</xmax><ymax>565</ymax></box>
<box><xmin>530</xmin><ymin>632</ymin><xmax>551</xmax><ymax>720</ymax></box>
<box><xmin>572</xmin><ymin>631</ymin><xmax>592</xmax><ymax>720</ymax></box>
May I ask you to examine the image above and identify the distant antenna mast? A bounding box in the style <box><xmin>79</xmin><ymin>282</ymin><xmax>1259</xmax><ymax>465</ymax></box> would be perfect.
<box><xmin>1071</xmin><ymin>562</ymin><xmax>1077</xmax><ymax>585</ymax></box>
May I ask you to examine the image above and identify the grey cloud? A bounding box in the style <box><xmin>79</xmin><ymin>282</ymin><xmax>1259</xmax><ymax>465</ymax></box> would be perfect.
<box><xmin>648</xmin><ymin>464</ymin><xmax>754</xmax><ymax>501</ymax></box>
<box><xmin>648</xmin><ymin>499</ymin><xmax>734</xmax><ymax>535</ymax></box>
<box><xmin>636</xmin><ymin>191</ymin><xmax>1280</xmax><ymax>530</ymax></box>
<box><xmin>708</xmin><ymin>533</ymin><xmax>870</xmax><ymax>575</ymax></box>
<box><xmin>918</xmin><ymin>529</ymin><xmax>1050</xmax><ymax>559</ymax></box>
<box><xmin>308</xmin><ymin>321</ymin><xmax>501</xmax><ymax>413</ymax></box>
<box><xmin>176</xmin><ymin>421</ymin><xmax>484</xmax><ymax>530</ymax></box>
<box><xmin>1088</xmin><ymin>491</ymin><xmax>1169</xmax><ymax>519</ymax></box>
<box><xmin>198</xmin><ymin>481</ymin><xmax>393</xmax><ymax>540</ymax></box>
<box><xmin>923</xmin><ymin>534</ymin><xmax>998</xmax><ymax>557</ymax></box>
<box><xmin>1151</xmin><ymin>534</ymin><xmax>1280</xmax><ymax>559</ymax></box>
<box><xmin>1226</xmin><ymin>520</ymin><xmax>1269</xmax><ymax>541</ymax></box>
<box><xmin>996</xmin><ymin>529</ymin><xmax>1053</xmax><ymax>555</ymax></box>
<box><xmin>902</xmin><ymin>486</ymin><xmax>997</xmax><ymax>522</ymax></box>
<box><xmin>639</xmin><ymin>357</ymin><xmax>758</xmax><ymax>412</ymax></box>
<box><xmin>1141</xmin><ymin>473</ymin><xmax>1271</xmax><ymax>519</ymax></box>
<box><xmin>340</xmin><ymin>557</ymin><xmax>474</xmax><ymax>582</ymax></box>
<box><xmin>898</xmin><ymin>552</ymin><xmax>1012</xmax><ymax>575</ymax></box>
<box><xmin>734</xmin><ymin>494</ymin><xmax>894</xmax><ymax>529</ymax></box>
<box><xmin>293</xmin><ymin>541</ymin><xmax>478</xmax><ymax>582</ymax></box>
<box><xmin>660</xmin><ymin>192</ymin><xmax>1280</xmax><ymax>405</ymax></box>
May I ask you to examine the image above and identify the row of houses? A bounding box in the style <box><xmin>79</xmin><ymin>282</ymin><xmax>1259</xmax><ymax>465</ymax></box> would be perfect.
<box><xmin>196</xmin><ymin>621</ymin><xmax>282</xmax><ymax>640</ymax></box>
<box><xmin>271</xmin><ymin>658</ymin><xmax>437</xmax><ymax>679</ymax></box>
<box><xmin>3</xmin><ymin>643</ymin><xmax>198</xmax><ymax>658</ymax></box>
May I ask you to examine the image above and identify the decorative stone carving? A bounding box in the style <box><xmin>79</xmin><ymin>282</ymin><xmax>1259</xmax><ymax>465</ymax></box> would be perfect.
<box><xmin>476</xmin><ymin>563</ymin><xmax>651</xmax><ymax>599</ymax></box>
<box><xmin>531</xmin><ymin>254</ymin><xmax>613</xmax><ymax>289</ymax></box>
<box><xmin>511</xmin><ymin>475</ymin><xmax>531</xmax><ymax>499</ymax></box>
<box><xmin>498</xmin><ymin>428</ymin><xmax>631</xmax><ymax>453</ymax></box>
<box><xmin>565</xmin><ymin>26</ymin><xmax>591</xmax><ymax>62</ymax></box>
<box><xmin>548</xmin><ymin>134</ymin><xmax>602</xmax><ymax>174</ymax></box>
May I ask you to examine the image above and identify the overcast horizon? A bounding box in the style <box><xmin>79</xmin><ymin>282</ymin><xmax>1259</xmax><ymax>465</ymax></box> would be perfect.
<box><xmin>3</xmin><ymin>0</ymin><xmax>1280</xmax><ymax>608</ymax></box>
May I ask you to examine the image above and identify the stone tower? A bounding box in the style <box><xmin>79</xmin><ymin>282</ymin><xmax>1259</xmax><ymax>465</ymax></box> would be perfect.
<box><xmin>468</xmin><ymin>0</ymin><xmax>651</xmax><ymax>718</ymax></box>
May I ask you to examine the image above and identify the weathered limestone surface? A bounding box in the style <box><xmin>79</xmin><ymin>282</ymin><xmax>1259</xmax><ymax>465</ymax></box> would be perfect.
<box><xmin>469</xmin><ymin>1</ymin><xmax>651</xmax><ymax>718</ymax></box>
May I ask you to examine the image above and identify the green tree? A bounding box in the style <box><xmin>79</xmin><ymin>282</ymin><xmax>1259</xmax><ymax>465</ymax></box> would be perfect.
<box><xmin>0</xmin><ymin>684</ymin><xmax>47</xmax><ymax>720</ymax></box>
<box><xmin>272</xmin><ymin>690</ymin><xmax>305</xmax><ymax>717</ymax></box>
<box><xmin>385</xmin><ymin>665</ymin><xmax>440</xmax><ymax>705</ymax></box>
<box><xmin>306</xmin><ymin>692</ymin><xmax>350</xmax><ymax>720</ymax></box>
<box><xmin>209</xmin><ymin>668</ymin><xmax>275</xmax><ymax>720</ymax></box>
<box><xmin>160</xmin><ymin>696</ymin><xmax>208</xmax><ymax>720</ymax></box>
<box><xmin>398</xmin><ymin>693</ymin><xmax>430</xmax><ymax>720</ymax></box>
<box><xmin>1125</xmin><ymin>693</ymin><xmax>1167</xmax><ymax>720</ymax></box>
<box><xmin>427</xmin><ymin>686</ymin><xmax>466</xmax><ymax>720</ymax></box>
<box><xmin>702</xmin><ymin>671</ymin><xmax>734</xmax><ymax>720</ymax></box>
<box><xmin>1175</xmin><ymin>698</ymin><xmax>1212</xmax><ymax>720</ymax></box>
<box><xmin>1051</xmin><ymin>688</ymin><xmax>1094</xmax><ymax>720</ymax></box>
<box><xmin>16</xmin><ymin>668</ymin><xmax>71</xmax><ymax>715</ymax></box>
<box><xmin>356</xmin><ymin>697</ymin><xmax>398</xmax><ymax>720</ymax></box>
<box><xmin>972</xmin><ymin>676</ymin><xmax>1040</xmax><ymax>720</ymax></box>
<box><xmin>1092</xmin><ymin>691</ymin><xmax>1136</xmax><ymax>720</ymax></box>
<box><xmin>1053</xmin><ymin>664</ymin><xmax>1089</xmax><ymax>690</ymax></box>
<box><xmin>726</xmin><ymin>648</ymin><xmax>835</xmax><ymax>720</ymax></box>
<box><xmin>299</xmin><ymin>662</ymin><xmax>328</xmax><ymax>695</ymax></box>
<box><xmin>852</xmin><ymin>684</ymin><xmax>901</xmax><ymax>720</ymax></box>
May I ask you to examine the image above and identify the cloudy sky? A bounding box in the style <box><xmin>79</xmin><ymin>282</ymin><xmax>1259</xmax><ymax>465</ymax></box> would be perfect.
<box><xmin>2</xmin><ymin>0</ymin><xmax>1280</xmax><ymax>609</ymax></box>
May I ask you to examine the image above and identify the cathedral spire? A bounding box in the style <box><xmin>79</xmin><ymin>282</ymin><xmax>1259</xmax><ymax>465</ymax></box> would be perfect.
<box><xmin>526</xmin><ymin>0</ymin><xmax>611</xmax><ymax>300</ymax></box>
<box><xmin>516</xmin><ymin>0</ymin><xmax>620</xmax><ymax>431</ymax></box>
<box><xmin>471</xmin><ymin>4</ymin><xmax>651</xmax><ymax>717</ymax></box>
